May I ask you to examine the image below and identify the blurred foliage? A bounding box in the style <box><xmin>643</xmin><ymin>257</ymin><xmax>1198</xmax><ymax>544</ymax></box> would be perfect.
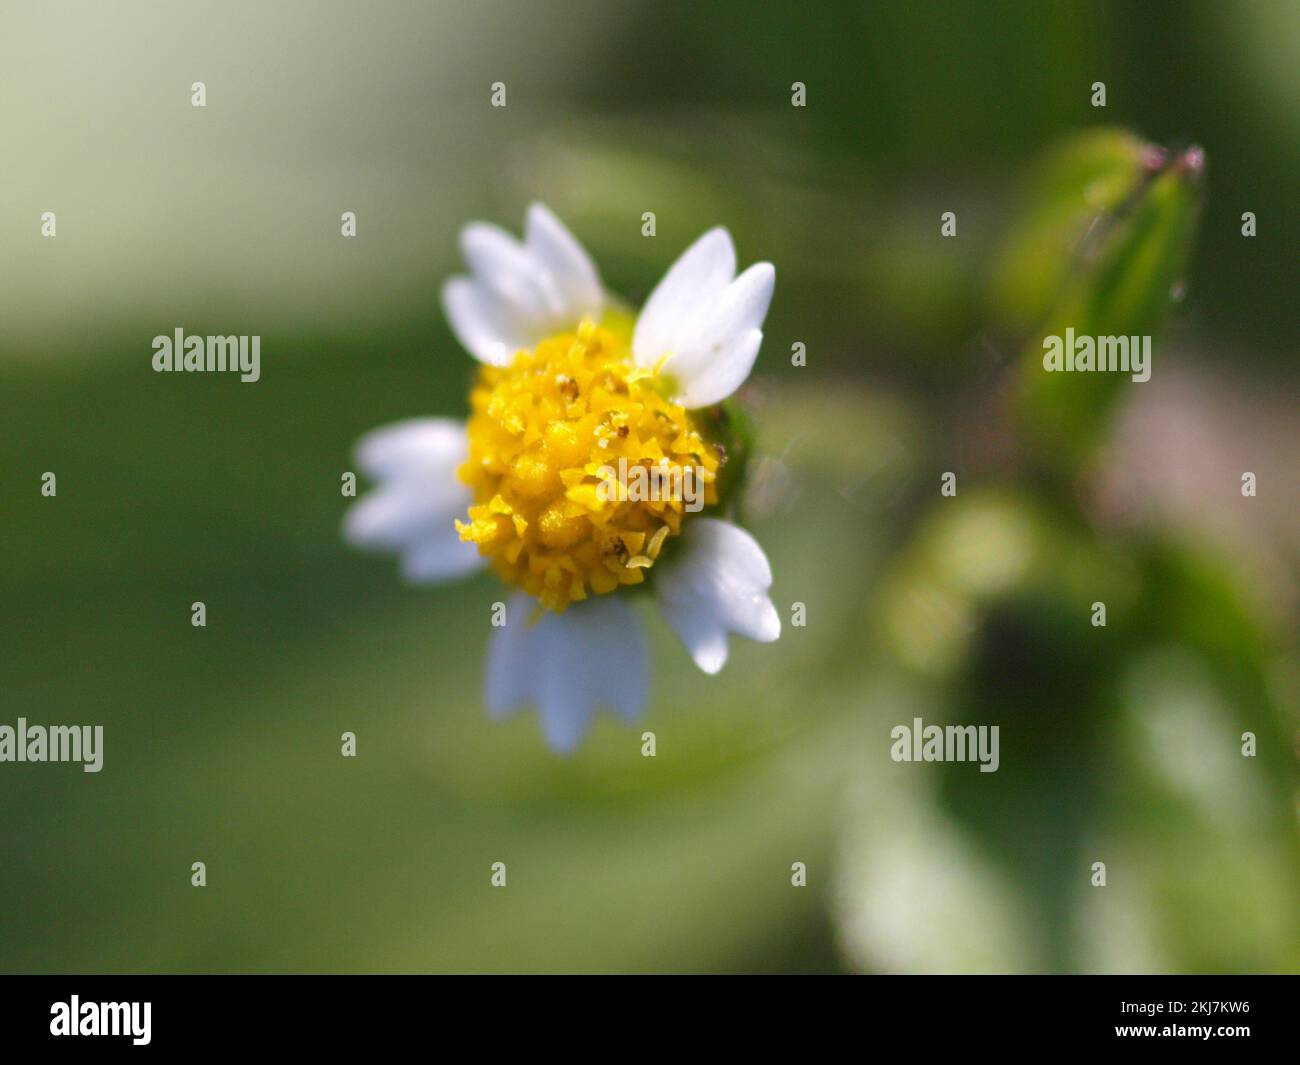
<box><xmin>870</xmin><ymin>489</ymin><xmax>1298</xmax><ymax>972</ymax></box>
<box><xmin>860</xmin><ymin>125</ymin><xmax>1296</xmax><ymax>972</ymax></box>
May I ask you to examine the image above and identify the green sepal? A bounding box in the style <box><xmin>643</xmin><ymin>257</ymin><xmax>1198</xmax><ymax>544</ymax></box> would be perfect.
<box><xmin>692</xmin><ymin>397</ymin><xmax>754</xmax><ymax>513</ymax></box>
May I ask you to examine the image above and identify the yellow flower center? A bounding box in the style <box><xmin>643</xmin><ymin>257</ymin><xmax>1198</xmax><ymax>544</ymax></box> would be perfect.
<box><xmin>456</xmin><ymin>317</ymin><xmax>720</xmax><ymax>612</ymax></box>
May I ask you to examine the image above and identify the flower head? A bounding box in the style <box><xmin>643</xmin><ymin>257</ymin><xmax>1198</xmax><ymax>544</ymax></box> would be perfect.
<box><xmin>456</xmin><ymin>317</ymin><xmax>721</xmax><ymax>612</ymax></box>
<box><xmin>346</xmin><ymin>204</ymin><xmax>780</xmax><ymax>751</ymax></box>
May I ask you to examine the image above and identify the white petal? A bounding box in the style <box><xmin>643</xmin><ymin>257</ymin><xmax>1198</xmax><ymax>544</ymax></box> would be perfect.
<box><xmin>671</xmin><ymin>327</ymin><xmax>764</xmax><ymax>410</ymax></box>
<box><xmin>632</xmin><ymin>229</ymin><xmax>774</xmax><ymax>407</ymax></box>
<box><xmin>441</xmin><ymin>276</ymin><xmax>530</xmax><ymax>366</ymax></box>
<box><xmin>345</xmin><ymin>483</ymin><xmax>461</xmax><ymax>550</ymax></box>
<box><xmin>462</xmin><ymin>223</ymin><xmax>561</xmax><ymax>323</ymax></box>
<box><xmin>343</xmin><ymin>418</ymin><xmax>485</xmax><ymax>583</ymax></box>
<box><xmin>484</xmin><ymin>595</ymin><xmax>536</xmax><ymax>720</ymax></box>
<box><xmin>399</xmin><ymin>528</ymin><xmax>484</xmax><ymax>583</ymax></box>
<box><xmin>354</xmin><ymin>418</ymin><xmax>468</xmax><ymax>481</ymax></box>
<box><xmin>525</xmin><ymin>203</ymin><xmax>603</xmax><ymax>317</ymax></box>
<box><xmin>655</xmin><ymin>518</ymin><xmax>780</xmax><ymax>675</ymax></box>
<box><xmin>484</xmin><ymin>593</ymin><xmax>648</xmax><ymax>753</ymax></box>
<box><xmin>660</xmin><ymin>606</ymin><xmax>730</xmax><ymax>675</ymax></box>
<box><xmin>442</xmin><ymin>204</ymin><xmax>603</xmax><ymax>365</ymax></box>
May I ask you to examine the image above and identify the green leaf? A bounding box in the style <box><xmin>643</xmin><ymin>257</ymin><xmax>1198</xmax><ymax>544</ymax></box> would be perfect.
<box><xmin>989</xmin><ymin>131</ymin><xmax>1205</xmax><ymax>473</ymax></box>
<box><xmin>989</xmin><ymin>128</ymin><xmax>1156</xmax><ymax>335</ymax></box>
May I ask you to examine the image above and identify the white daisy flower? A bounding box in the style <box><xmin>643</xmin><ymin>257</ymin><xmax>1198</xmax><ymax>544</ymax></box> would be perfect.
<box><xmin>345</xmin><ymin>203</ymin><xmax>780</xmax><ymax>752</ymax></box>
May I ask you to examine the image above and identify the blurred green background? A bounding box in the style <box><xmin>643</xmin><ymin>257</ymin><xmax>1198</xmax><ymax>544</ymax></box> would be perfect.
<box><xmin>2</xmin><ymin>0</ymin><xmax>1296</xmax><ymax>973</ymax></box>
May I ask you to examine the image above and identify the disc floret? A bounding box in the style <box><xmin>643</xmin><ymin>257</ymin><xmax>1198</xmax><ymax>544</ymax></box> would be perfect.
<box><xmin>456</xmin><ymin>318</ymin><xmax>721</xmax><ymax>611</ymax></box>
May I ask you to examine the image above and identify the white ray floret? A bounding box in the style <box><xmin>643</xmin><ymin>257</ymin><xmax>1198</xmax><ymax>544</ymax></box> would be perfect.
<box><xmin>654</xmin><ymin>517</ymin><xmax>781</xmax><ymax>674</ymax></box>
<box><xmin>633</xmin><ymin>227</ymin><xmax>775</xmax><ymax>409</ymax></box>
<box><xmin>486</xmin><ymin>593</ymin><xmax>648</xmax><ymax>752</ymax></box>
<box><xmin>344</xmin><ymin>418</ymin><xmax>484</xmax><ymax>582</ymax></box>
<box><xmin>441</xmin><ymin>203</ymin><xmax>603</xmax><ymax>366</ymax></box>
